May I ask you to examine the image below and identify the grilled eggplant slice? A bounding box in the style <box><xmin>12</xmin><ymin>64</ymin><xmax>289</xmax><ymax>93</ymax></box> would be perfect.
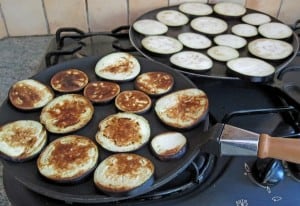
<box><xmin>214</xmin><ymin>34</ymin><xmax>247</xmax><ymax>49</ymax></box>
<box><xmin>156</xmin><ymin>10</ymin><xmax>189</xmax><ymax>26</ymax></box>
<box><xmin>231</xmin><ymin>23</ymin><xmax>258</xmax><ymax>38</ymax></box>
<box><xmin>227</xmin><ymin>57</ymin><xmax>275</xmax><ymax>82</ymax></box>
<box><xmin>95</xmin><ymin>113</ymin><xmax>150</xmax><ymax>152</ymax></box>
<box><xmin>141</xmin><ymin>35</ymin><xmax>183</xmax><ymax>55</ymax></box>
<box><xmin>155</xmin><ymin>88</ymin><xmax>209</xmax><ymax>129</ymax></box>
<box><xmin>37</xmin><ymin>135</ymin><xmax>98</xmax><ymax>183</ymax></box>
<box><xmin>94</xmin><ymin>153</ymin><xmax>154</xmax><ymax>196</ymax></box>
<box><xmin>95</xmin><ymin>52</ymin><xmax>140</xmax><ymax>81</ymax></box>
<box><xmin>242</xmin><ymin>13</ymin><xmax>271</xmax><ymax>26</ymax></box>
<box><xmin>115</xmin><ymin>90</ymin><xmax>152</xmax><ymax>114</ymax></box>
<box><xmin>248</xmin><ymin>38</ymin><xmax>293</xmax><ymax>60</ymax></box>
<box><xmin>190</xmin><ymin>16</ymin><xmax>228</xmax><ymax>35</ymax></box>
<box><xmin>151</xmin><ymin>132</ymin><xmax>187</xmax><ymax>160</ymax></box>
<box><xmin>83</xmin><ymin>81</ymin><xmax>120</xmax><ymax>103</ymax></box>
<box><xmin>258</xmin><ymin>22</ymin><xmax>293</xmax><ymax>39</ymax></box>
<box><xmin>207</xmin><ymin>46</ymin><xmax>239</xmax><ymax>62</ymax></box>
<box><xmin>213</xmin><ymin>2</ymin><xmax>246</xmax><ymax>17</ymax></box>
<box><xmin>178</xmin><ymin>2</ymin><xmax>213</xmax><ymax>16</ymax></box>
<box><xmin>40</xmin><ymin>94</ymin><xmax>94</xmax><ymax>134</ymax></box>
<box><xmin>135</xmin><ymin>72</ymin><xmax>174</xmax><ymax>96</ymax></box>
<box><xmin>9</xmin><ymin>79</ymin><xmax>54</xmax><ymax>110</ymax></box>
<box><xmin>0</xmin><ymin>120</ymin><xmax>47</xmax><ymax>162</ymax></box>
<box><xmin>170</xmin><ymin>51</ymin><xmax>213</xmax><ymax>71</ymax></box>
<box><xmin>50</xmin><ymin>68</ymin><xmax>88</xmax><ymax>93</ymax></box>
<box><xmin>133</xmin><ymin>19</ymin><xmax>168</xmax><ymax>35</ymax></box>
<box><xmin>178</xmin><ymin>32</ymin><xmax>212</xmax><ymax>49</ymax></box>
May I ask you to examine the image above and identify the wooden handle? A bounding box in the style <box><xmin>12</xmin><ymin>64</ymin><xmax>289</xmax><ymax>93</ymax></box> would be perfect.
<box><xmin>258</xmin><ymin>134</ymin><xmax>300</xmax><ymax>164</ymax></box>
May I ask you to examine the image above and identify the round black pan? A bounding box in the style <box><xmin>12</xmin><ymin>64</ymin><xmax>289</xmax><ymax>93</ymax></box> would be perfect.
<box><xmin>0</xmin><ymin>56</ymin><xmax>210</xmax><ymax>203</ymax></box>
<box><xmin>129</xmin><ymin>4</ymin><xmax>299</xmax><ymax>79</ymax></box>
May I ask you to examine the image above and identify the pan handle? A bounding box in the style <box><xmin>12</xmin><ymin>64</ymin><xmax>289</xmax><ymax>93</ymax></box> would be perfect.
<box><xmin>258</xmin><ymin>134</ymin><xmax>300</xmax><ymax>164</ymax></box>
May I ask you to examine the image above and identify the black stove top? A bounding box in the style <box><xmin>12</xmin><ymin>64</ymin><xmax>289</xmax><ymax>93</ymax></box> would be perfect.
<box><xmin>3</xmin><ymin>25</ymin><xmax>300</xmax><ymax>206</ymax></box>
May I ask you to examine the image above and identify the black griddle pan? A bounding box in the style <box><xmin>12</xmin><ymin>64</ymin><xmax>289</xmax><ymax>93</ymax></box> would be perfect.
<box><xmin>0</xmin><ymin>56</ymin><xmax>210</xmax><ymax>203</ymax></box>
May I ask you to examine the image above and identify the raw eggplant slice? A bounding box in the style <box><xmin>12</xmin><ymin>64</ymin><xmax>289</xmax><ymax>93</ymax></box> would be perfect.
<box><xmin>231</xmin><ymin>23</ymin><xmax>258</xmax><ymax>38</ymax></box>
<box><xmin>178</xmin><ymin>2</ymin><xmax>213</xmax><ymax>16</ymax></box>
<box><xmin>133</xmin><ymin>19</ymin><xmax>168</xmax><ymax>35</ymax></box>
<box><xmin>37</xmin><ymin>135</ymin><xmax>98</xmax><ymax>183</ymax></box>
<box><xmin>155</xmin><ymin>88</ymin><xmax>209</xmax><ymax>129</ymax></box>
<box><xmin>207</xmin><ymin>46</ymin><xmax>239</xmax><ymax>62</ymax></box>
<box><xmin>95</xmin><ymin>113</ymin><xmax>150</xmax><ymax>152</ymax></box>
<box><xmin>9</xmin><ymin>79</ymin><xmax>54</xmax><ymax>110</ymax></box>
<box><xmin>170</xmin><ymin>51</ymin><xmax>213</xmax><ymax>71</ymax></box>
<box><xmin>93</xmin><ymin>153</ymin><xmax>154</xmax><ymax>196</ymax></box>
<box><xmin>248</xmin><ymin>38</ymin><xmax>293</xmax><ymax>60</ymax></box>
<box><xmin>0</xmin><ymin>120</ymin><xmax>47</xmax><ymax>162</ymax></box>
<box><xmin>156</xmin><ymin>10</ymin><xmax>189</xmax><ymax>26</ymax></box>
<box><xmin>227</xmin><ymin>57</ymin><xmax>275</xmax><ymax>82</ymax></box>
<box><xmin>141</xmin><ymin>35</ymin><xmax>183</xmax><ymax>55</ymax></box>
<box><xmin>151</xmin><ymin>132</ymin><xmax>187</xmax><ymax>160</ymax></box>
<box><xmin>178</xmin><ymin>32</ymin><xmax>212</xmax><ymax>49</ymax></box>
<box><xmin>190</xmin><ymin>16</ymin><xmax>228</xmax><ymax>35</ymax></box>
<box><xmin>242</xmin><ymin>13</ymin><xmax>271</xmax><ymax>26</ymax></box>
<box><xmin>258</xmin><ymin>22</ymin><xmax>293</xmax><ymax>39</ymax></box>
<box><xmin>213</xmin><ymin>2</ymin><xmax>246</xmax><ymax>17</ymax></box>
<box><xmin>214</xmin><ymin>34</ymin><xmax>247</xmax><ymax>49</ymax></box>
<box><xmin>95</xmin><ymin>52</ymin><xmax>140</xmax><ymax>81</ymax></box>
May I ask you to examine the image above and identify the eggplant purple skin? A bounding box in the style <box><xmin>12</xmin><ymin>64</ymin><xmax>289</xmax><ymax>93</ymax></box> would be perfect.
<box><xmin>151</xmin><ymin>144</ymin><xmax>187</xmax><ymax>161</ymax></box>
<box><xmin>226</xmin><ymin>67</ymin><xmax>275</xmax><ymax>83</ymax></box>
<box><xmin>37</xmin><ymin>163</ymin><xmax>98</xmax><ymax>185</ymax></box>
<box><xmin>94</xmin><ymin>174</ymin><xmax>155</xmax><ymax>197</ymax></box>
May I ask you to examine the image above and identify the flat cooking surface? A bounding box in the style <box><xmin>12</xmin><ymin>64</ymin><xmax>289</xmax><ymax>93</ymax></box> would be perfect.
<box><xmin>129</xmin><ymin>5</ymin><xmax>299</xmax><ymax>79</ymax></box>
<box><xmin>0</xmin><ymin>56</ymin><xmax>210</xmax><ymax>203</ymax></box>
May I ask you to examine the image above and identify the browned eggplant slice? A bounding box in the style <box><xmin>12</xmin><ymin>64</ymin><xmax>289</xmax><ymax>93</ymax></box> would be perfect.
<box><xmin>115</xmin><ymin>90</ymin><xmax>152</xmax><ymax>114</ymax></box>
<box><xmin>83</xmin><ymin>81</ymin><xmax>120</xmax><ymax>103</ymax></box>
<box><xmin>9</xmin><ymin>79</ymin><xmax>54</xmax><ymax>110</ymax></box>
<box><xmin>95</xmin><ymin>113</ymin><xmax>150</xmax><ymax>152</ymax></box>
<box><xmin>0</xmin><ymin>120</ymin><xmax>47</xmax><ymax>162</ymax></box>
<box><xmin>93</xmin><ymin>153</ymin><xmax>154</xmax><ymax>196</ymax></box>
<box><xmin>155</xmin><ymin>88</ymin><xmax>209</xmax><ymax>129</ymax></box>
<box><xmin>37</xmin><ymin>135</ymin><xmax>98</xmax><ymax>183</ymax></box>
<box><xmin>135</xmin><ymin>71</ymin><xmax>174</xmax><ymax>96</ymax></box>
<box><xmin>40</xmin><ymin>94</ymin><xmax>94</xmax><ymax>134</ymax></box>
<box><xmin>50</xmin><ymin>68</ymin><xmax>89</xmax><ymax>93</ymax></box>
